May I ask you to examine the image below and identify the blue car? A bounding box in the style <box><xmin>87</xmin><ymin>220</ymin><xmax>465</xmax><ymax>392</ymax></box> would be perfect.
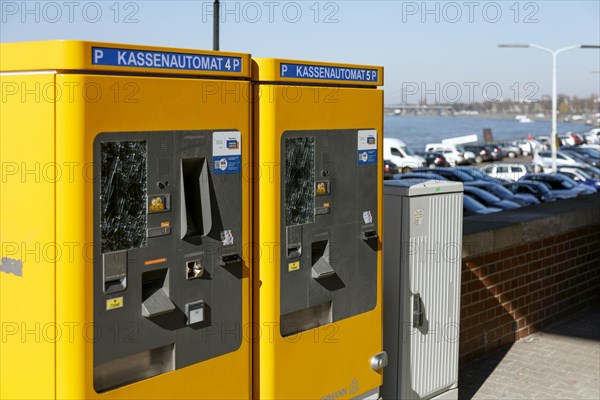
<box><xmin>519</xmin><ymin>173</ymin><xmax>596</xmax><ymax>198</ymax></box>
<box><xmin>413</xmin><ymin>167</ymin><xmax>476</xmax><ymax>183</ymax></box>
<box><xmin>557</xmin><ymin>167</ymin><xmax>600</xmax><ymax>192</ymax></box>
<box><xmin>454</xmin><ymin>166</ymin><xmax>506</xmax><ymax>183</ymax></box>
<box><xmin>463</xmin><ymin>186</ymin><xmax>521</xmax><ymax>210</ymax></box>
<box><xmin>467</xmin><ymin>181</ymin><xmax>540</xmax><ymax>206</ymax></box>
<box><xmin>561</xmin><ymin>147</ymin><xmax>600</xmax><ymax>168</ymax></box>
<box><xmin>574</xmin><ymin>165</ymin><xmax>600</xmax><ymax>179</ymax></box>
<box><xmin>463</xmin><ymin>195</ymin><xmax>502</xmax><ymax>216</ymax></box>
<box><xmin>392</xmin><ymin>172</ymin><xmax>448</xmax><ymax>181</ymax></box>
<box><xmin>503</xmin><ymin>181</ymin><xmax>556</xmax><ymax>202</ymax></box>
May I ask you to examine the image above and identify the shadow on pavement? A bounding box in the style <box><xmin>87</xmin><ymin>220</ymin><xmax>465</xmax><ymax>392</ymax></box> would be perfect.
<box><xmin>458</xmin><ymin>345</ymin><xmax>511</xmax><ymax>400</ymax></box>
<box><xmin>542</xmin><ymin>303</ymin><xmax>600</xmax><ymax>342</ymax></box>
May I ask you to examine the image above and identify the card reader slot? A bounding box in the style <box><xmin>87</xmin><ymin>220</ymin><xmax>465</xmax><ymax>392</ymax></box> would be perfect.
<box><xmin>361</xmin><ymin>229</ymin><xmax>378</xmax><ymax>240</ymax></box>
<box><xmin>220</xmin><ymin>254</ymin><xmax>242</xmax><ymax>267</ymax></box>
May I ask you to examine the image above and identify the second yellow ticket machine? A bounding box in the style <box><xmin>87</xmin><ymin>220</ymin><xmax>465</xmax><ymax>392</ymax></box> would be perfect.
<box><xmin>252</xmin><ymin>59</ymin><xmax>385</xmax><ymax>399</ymax></box>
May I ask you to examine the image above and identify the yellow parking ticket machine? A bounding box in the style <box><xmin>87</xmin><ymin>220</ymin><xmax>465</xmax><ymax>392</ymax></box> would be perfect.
<box><xmin>252</xmin><ymin>59</ymin><xmax>385</xmax><ymax>399</ymax></box>
<box><xmin>0</xmin><ymin>41</ymin><xmax>252</xmax><ymax>399</ymax></box>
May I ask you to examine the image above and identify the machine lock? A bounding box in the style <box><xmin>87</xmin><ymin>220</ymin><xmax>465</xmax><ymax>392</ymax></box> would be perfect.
<box><xmin>370</xmin><ymin>351</ymin><xmax>389</xmax><ymax>371</ymax></box>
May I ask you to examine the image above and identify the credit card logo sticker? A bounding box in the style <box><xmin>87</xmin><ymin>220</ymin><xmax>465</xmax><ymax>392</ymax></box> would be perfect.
<box><xmin>213</xmin><ymin>131</ymin><xmax>241</xmax><ymax>174</ymax></box>
<box><xmin>358</xmin><ymin>130</ymin><xmax>377</xmax><ymax>165</ymax></box>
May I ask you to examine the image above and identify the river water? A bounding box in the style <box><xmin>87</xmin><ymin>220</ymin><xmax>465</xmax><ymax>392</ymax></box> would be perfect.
<box><xmin>384</xmin><ymin>115</ymin><xmax>587</xmax><ymax>149</ymax></box>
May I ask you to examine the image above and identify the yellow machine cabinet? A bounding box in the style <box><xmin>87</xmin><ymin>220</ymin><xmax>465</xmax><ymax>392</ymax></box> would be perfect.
<box><xmin>0</xmin><ymin>41</ymin><xmax>252</xmax><ymax>399</ymax></box>
<box><xmin>252</xmin><ymin>59</ymin><xmax>385</xmax><ymax>399</ymax></box>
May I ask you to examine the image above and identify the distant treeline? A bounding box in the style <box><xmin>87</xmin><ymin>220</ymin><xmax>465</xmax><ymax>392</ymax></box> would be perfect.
<box><xmin>451</xmin><ymin>94</ymin><xmax>599</xmax><ymax>115</ymax></box>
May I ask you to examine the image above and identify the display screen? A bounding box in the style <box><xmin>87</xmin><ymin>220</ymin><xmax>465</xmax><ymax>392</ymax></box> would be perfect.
<box><xmin>100</xmin><ymin>141</ymin><xmax>148</xmax><ymax>253</ymax></box>
<box><xmin>284</xmin><ymin>137</ymin><xmax>315</xmax><ymax>226</ymax></box>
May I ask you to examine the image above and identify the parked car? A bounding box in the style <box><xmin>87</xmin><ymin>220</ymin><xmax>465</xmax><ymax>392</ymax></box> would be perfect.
<box><xmin>463</xmin><ymin>195</ymin><xmax>502</xmax><ymax>216</ymax></box>
<box><xmin>556</xmin><ymin>167</ymin><xmax>600</xmax><ymax>191</ymax></box>
<box><xmin>414</xmin><ymin>150</ymin><xmax>451</xmax><ymax>167</ymax></box>
<box><xmin>424</xmin><ymin>143</ymin><xmax>470</xmax><ymax>166</ymax></box>
<box><xmin>456</xmin><ymin>146</ymin><xmax>476</xmax><ymax>164</ymax></box>
<box><xmin>583</xmin><ymin>128</ymin><xmax>600</xmax><ymax>144</ymax></box>
<box><xmin>384</xmin><ymin>138</ymin><xmax>427</xmax><ymax>172</ymax></box>
<box><xmin>391</xmin><ymin>172</ymin><xmax>448</xmax><ymax>181</ymax></box>
<box><xmin>497</xmin><ymin>143</ymin><xmax>521</xmax><ymax>158</ymax></box>
<box><xmin>581</xmin><ymin>144</ymin><xmax>600</xmax><ymax>151</ymax></box>
<box><xmin>561</xmin><ymin>147</ymin><xmax>600</xmax><ymax>167</ymax></box>
<box><xmin>463</xmin><ymin>145</ymin><xmax>494</xmax><ymax>164</ymax></box>
<box><xmin>573</xmin><ymin>132</ymin><xmax>587</xmax><ymax>144</ymax></box>
<box><xmin>413</xmin><ymin>167</ymin><xmax>476</xmax><ymax>182</ymax></box>
<box><xmin>485</xmin><ymin>145</ymin><xmax>504</xmax><ymax>161</ymax></box>
<box><xmin>558</xmin><ymin>132</ymin><xmax>582</xmax><ymax>146</ymax></box>
<box><xmin>463</xmin><ymin>186</ymin><xmax>521</xmax><ymax>210</ymax></box>
<box><xmin>533</xmin><ymin>150</ymin><xmax>586</xmax><ymax>170</ymax></box>
<box><xmin>384</xmin><ymin>159</ymin><xmax>400</xmax><ymax>180</ymax></box>
<box><xmin>503</xmin><ymin>181</ymin><xmax>556</xmax><ymax>202</ymax></box>
<box><xmin>566</xmin><ymin>164</ymin><xmax>600</xmax><ymax>179</ymax></box>
<box><xmin>467</xmin><ymin>181</ymin><xmax>540</xmax><ymax>205</ymax></box>
<box><xmin>519</xmin><ymin>173</ymin><xmax>596</xmax><ymax>197</ymax></box>
<box><xmin>481</xmin><ymin>163</ymin><xmax>531</xmax><ymax>181</ymax></box>
<box><xmin>454</xmin><ymin>166</ymin><xmax>505</xmax><ymax>183</ymax></box>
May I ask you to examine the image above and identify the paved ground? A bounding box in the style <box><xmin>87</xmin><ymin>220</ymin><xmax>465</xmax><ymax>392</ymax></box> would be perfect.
<box><xmin>459</xmin><ymin>304</ymin><xmax>600</xmax><ymax>400</ymax></box>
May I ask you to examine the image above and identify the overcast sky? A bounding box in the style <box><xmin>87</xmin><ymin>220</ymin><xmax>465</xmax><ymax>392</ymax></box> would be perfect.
<box><xmin>2</xmin><ymin>1</ymin><xmax>599</xmax><ymax>103</ymax></box>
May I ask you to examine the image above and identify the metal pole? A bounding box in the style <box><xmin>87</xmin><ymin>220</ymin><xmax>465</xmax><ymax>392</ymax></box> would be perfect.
<box><xmin>499</xmin><ymin>44</ymin><xmax>599</xmax><ymax>173</ymax></box>
<box><xmin>213</xmin><ymin>0</ymin><xmax>220</xmax><ymax>51</ymax></box>
<box><xmin>551</xmin><ymin>51</ymin><xmax>558</xmax><ymax>174</ymax></box>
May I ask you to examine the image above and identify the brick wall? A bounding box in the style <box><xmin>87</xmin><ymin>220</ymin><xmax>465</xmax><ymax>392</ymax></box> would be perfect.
<box><xmin>459</xmin><ymin>212</ymin><xmax>600</xmax><ymax>364</ymax></box>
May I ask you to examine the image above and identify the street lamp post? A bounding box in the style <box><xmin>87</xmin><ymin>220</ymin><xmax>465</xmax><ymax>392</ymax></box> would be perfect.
<box><xmin>498</xmin><ymin>44</ymin><xmax>600</xmax><ymax>173</ymax></box>
<box><xmin>213</xmin><ymin>0</ymin><xmax>220</xmax><ymax>51</ymax></box>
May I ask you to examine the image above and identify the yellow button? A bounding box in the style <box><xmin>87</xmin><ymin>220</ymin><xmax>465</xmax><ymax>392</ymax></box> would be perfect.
<box><xmin>288</xmin><ymin>261</ymin><xmax>300</xmax><ymax>272</ymax></box>
<box><xmin>106</xmin><ymin>297</ymin><xmax>124</xmax><ymax>310</ymax></box>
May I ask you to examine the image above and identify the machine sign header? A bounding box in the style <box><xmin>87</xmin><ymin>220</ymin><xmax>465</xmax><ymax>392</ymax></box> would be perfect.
<box><xmin>92</xmin><ymin>47</ymin><xmax>242</xmax><ymax>72</ymax></box>
<box><xmin>280</xmin><ymin>63</ymin><xmax>378</xmax><ymax>82</ymax></box>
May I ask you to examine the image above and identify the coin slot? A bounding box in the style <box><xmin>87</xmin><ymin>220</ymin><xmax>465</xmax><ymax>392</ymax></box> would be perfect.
<box><xmin>186</xmin><ymin>259</ymin><xmax>204</xmax><ymax>280</ymax></box>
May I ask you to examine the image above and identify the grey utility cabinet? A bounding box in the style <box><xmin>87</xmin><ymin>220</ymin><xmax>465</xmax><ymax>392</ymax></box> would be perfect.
<box><xmin>382</xmin><ymin>179</ymin><xmax>464</xmax><ymax>400</ymax></box>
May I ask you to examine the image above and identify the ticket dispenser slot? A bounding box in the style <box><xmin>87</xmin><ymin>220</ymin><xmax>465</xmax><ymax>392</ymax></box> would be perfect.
<box><xmin>141</xmin><ymin>269</ymin><xmax>175</xmax><ymax>318</ymax></box>
<box><xmin>311</xmin><ymin>239</ymin><xmax>335</xmax><ymax>280</ymax></box>
<box><xmin>93</xmin><ymin>130</ymin><xmax>244</xmax><ymax>393</ymax></box>
<box><xmin>280</xmin><ymin>130</ymin><xmax>378</xmax><ymax>337</ymax></box>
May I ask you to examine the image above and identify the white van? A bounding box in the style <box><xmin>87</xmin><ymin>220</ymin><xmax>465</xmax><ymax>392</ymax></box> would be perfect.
<box><xmin>424</xmin><ymin>143</ymin><xmax>467</xmax><ymax>166</ymax></box>
<box><xmin>383</xmin><ymin>138</ymin><xmax>426</xmax><ymax>171</ymax></box>
<box><xmin>481</xmin><ymin>163</ymin><xmax>530</xmax><ymax>181</ymax></box>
